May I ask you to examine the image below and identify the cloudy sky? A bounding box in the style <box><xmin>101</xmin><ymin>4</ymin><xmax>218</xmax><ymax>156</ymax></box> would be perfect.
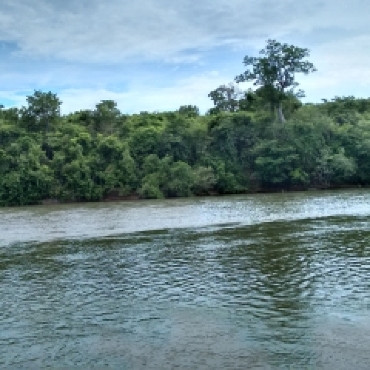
<box><xmin>0</xmin><ymin>0</ymin><xmax>369</xmax><ymax>114</ymax></box>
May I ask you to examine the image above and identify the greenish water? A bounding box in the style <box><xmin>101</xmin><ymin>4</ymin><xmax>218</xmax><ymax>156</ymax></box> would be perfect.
<box><xmin>1</xmin><ymin>190</ymin><xmax>369</xmax><ymax>368</ymax></box>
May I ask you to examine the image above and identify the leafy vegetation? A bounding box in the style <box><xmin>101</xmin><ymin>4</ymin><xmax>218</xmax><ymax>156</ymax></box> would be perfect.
<box><xmin>235</xmin><ymin>39</ymin><xmax>316</xmax><ymax>123</ymax></box>
<box><xmin>1</xmin><ymin>40</ymin><xmax>369</xmax><ymax>206</ymax></box>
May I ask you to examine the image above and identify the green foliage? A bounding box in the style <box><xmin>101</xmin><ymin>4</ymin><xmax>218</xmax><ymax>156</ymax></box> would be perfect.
<box><xmin>129</xmin><ymin>126</ymin><xmax>163</xmax><ymax>163</ymax></box>
<box><xmin>139</xmin><ymin>173</ymin><xmax>164</xmax><ymax>199</ymax></box>
<box><xmin>208</xmin><ymin>84</ymin><xmax>242</xmax><ymax>114</ymax></box>
<box><xmin>1</xmin><ymin>75</ymin><xmax>370</xmax><ymax>207</ymax></box>
<box><xmin>355</xmin><ymin>137</ymin><xmax>370</xmax><ymax>183</ymax></box>
<box><xmin>235</xmin><ymin>40</ymin><xmax>316</xmax><ymax>94</ymax></box>
<box><xmin>235</xmin><ymin>40</ymin><xmax>316</xmax><ymax>123</ymax></box>
<box><xmin>313</xmin><ymin>148</ymin><xmax>356</xmax><ymax>187</ymax></box>
<box><xmin>0</xmin><ymin>137</ymin><xmax>53</xmax><ymax>205</ymax></box>
<box><xmin>178</xmin><ymin>105</ymin><xmax>200</xmax><ymax>117</ymax></box>
<box><xmin>94</xmin><ymin>135</ymin><xmax>137</xmax><ymax>197</ymax></box>
<box><xmin>93</xmin><ymin>100</ymin><xmax>121</xmax><ymax>134</ymax></box>
<box><xmin>253</xmin><ymin>139</ymin><xmax>300</xmax><ymax>187</ymax></box>
<box><xmin>139</xmin><ymin>155</ymin><xmax>194</xmax><ymax>198</ymax></box>
<box><xmin>320</xmin><ymin>96</ymin><xmax>370</xmax><ymax>125</ymax></box>
<box><xmin>164</xmin><ymin>160</ymin><xmax>194</xmax><ymax>197</ymax></box>
<box><xmin>192</xmin><ymin>166</ymin><xmax>217</xmax><ymax>195</ymax></box>
<box><xmin>211</xmin><ymin>159</ymin><xmax>243</xmax><ymax>194</ymax></box>
<box><xmin>21</xmin><ymin>90</ymin><xmax>61</xmax><ymax>132</ymax></box>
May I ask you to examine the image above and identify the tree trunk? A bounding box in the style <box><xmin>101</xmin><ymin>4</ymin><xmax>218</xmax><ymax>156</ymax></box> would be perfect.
<box><xmin>277</xmin><ymin>102</ymin><xmax>286</xmax><ymax>124</ymax></box>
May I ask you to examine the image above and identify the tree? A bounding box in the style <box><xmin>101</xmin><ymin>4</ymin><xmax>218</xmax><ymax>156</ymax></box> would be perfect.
<box><xmin>138</xmin><ymin>155</ymin><xmax>194</xmax><ymax>198</ymax></box>
<box><xmin>93</xmin><ymin>100</ymin><xmax>121</xmax><ymax>134</ymax></box>
<box><xmin>208</xmin><ymin>83</ymin><xmax>242</xmax><ymax>114</ymax></box>
<box><xmin>178</xmin><ymin>105</ymin><xmax>200</xmax><ymax>117</ymax></box>
<box><xmin>0</xmin><ymin>137</ymin><xmax>53</xmax><ymax>205</ymax></box>
<box><xmin>253</xmin><ymin>139</ymin><xmax>300</xmax><ymax>188</ymax></box>
<box><xmin>21</xmin><ymin>90</ymin><xmax>61</xmax><ymax>132</ymax></box>
<box><xmin>235</xmin><ymin>40</ymin><xmax>316</xmax><ymax>123</ymax></box>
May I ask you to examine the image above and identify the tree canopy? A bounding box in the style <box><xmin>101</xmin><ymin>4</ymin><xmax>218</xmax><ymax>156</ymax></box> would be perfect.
<box><xmin>1</xmin><ymin>41</ymin><xmax>369</xmax><ymax>207</ymax></box>
<box><xmin>21</xmin><ymin>90</ymin><xmax>61</xmax><ymax>132</ymax></box>
<box><xmin>208</xmin><ymin>83</ymin><xmax>242</xmax><ymax>114</ymax></box>
<box><xmin>235</xmin><ymin>39</ymin><xmax>316</xmax><ymax>123</ymax></box>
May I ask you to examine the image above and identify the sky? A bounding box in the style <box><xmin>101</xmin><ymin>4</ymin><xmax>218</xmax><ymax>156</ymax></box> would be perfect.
<box><xmin>0</xmin><ymin>0</ymin><xmax>369</xmax><ymax>114</ymax></box>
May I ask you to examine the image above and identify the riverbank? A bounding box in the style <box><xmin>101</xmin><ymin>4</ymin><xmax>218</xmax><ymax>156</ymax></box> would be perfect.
<box><xmin>36</xmin><ymin>184</ymin><xmax>368</xmax><ymax>207</ymax></box>
<box><xmin>2</xmin><ymin>100</ymin><xmax>370</xmax><ymax>207</ymax></box>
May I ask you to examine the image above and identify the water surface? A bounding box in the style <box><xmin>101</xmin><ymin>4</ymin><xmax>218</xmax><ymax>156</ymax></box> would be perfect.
<box><xmin>1</xmin><ymin>190</ymin><xmax>369</xmax><ymax>368</ymax></box>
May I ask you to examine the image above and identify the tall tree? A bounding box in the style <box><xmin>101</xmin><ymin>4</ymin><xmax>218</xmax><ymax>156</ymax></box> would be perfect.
<box><xmin>21</xmin><ymin>90</ymin><xmax>61</xmax><ymax>132</ymax></box>
<box><xmin>178</xmin><ymin>105</ymin><xmax>200</xmax><ymax>117</ymax></box>
<box><xmin>93</xmin><ymin>100</ymin><xmax>121</xmax><ymax>134</ymax></box>
<box><xmin>208</xmin><ymin>83</ymin><xmax>242</xmax><ymax>114</ymax></box>
<box><xmin>235</xmin><ymin>40</ymin><xmax>316</xmax><ymax>123</ymax></box>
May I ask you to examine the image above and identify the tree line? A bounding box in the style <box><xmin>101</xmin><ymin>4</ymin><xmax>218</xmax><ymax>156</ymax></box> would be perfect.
<box><xmin>0</xmin><ymin>40</ymin><xmax>369</xmax><ymax>206</ymax></box>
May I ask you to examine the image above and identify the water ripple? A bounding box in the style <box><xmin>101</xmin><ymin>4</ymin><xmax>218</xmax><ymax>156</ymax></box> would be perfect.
<box><xmin>0</xmin><ymin>191</ymin><xmax>369</xmax><ymax>368</ymax></box>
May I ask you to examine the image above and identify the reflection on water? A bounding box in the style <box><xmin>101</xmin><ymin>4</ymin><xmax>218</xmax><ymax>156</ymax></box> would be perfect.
<box><xmin>0</xmin><ymin>190</ymin><xmax>369</xmax><ymax>368</ymax></box>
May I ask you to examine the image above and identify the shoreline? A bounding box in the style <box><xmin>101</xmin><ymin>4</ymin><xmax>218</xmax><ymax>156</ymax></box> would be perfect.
<box><xmin>35</xmin><ymin>184</ymin><xmax>368</xmax><ymax>207</ymax></box>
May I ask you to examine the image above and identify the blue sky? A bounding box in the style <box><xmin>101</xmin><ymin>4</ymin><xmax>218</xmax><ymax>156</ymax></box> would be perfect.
<box><xmin>0</xmin><ymin>0</ymin><xmax>369</xmax><ymax>114</ymax></box>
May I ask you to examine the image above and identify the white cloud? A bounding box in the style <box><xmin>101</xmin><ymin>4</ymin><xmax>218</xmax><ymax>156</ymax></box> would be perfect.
<box><xmin>59</xmin><ymin>71</ymin><xmax>228</xmax><ymax>114</ymax></box>
<box><xmin>299</xmin><ymin>34</ymin><xmax>370</xmax><ymax>101</ymax></box>
<box><xmin>3</xmin><ymin>0</ymin><xmax>364</xmax><ymax>63</ymax></box>
<box><xmin>0</xmin><ymin>91</ymin><xmax>27</xmax><ymax>107</ymax></box>
<box><xmin>1</xmin><ymin>0</ymin><xmax>369</xmax><ymax>111</ymax></box>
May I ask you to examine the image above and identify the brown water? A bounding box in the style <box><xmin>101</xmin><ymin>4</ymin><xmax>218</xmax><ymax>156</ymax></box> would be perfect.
<box><xmin>0</xmin><ymin>190</ymin><xmax>369</xmax><ymax>368</ymax></box>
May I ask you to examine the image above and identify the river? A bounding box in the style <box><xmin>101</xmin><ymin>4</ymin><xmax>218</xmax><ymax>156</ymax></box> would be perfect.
<box><xmin>0</xmin><ymin>189</ymin><xmax>369</xmax><ymax>368</ymax></box>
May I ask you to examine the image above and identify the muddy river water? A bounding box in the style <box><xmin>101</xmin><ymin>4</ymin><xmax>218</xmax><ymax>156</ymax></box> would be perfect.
<box><xmin>0</xmin><ymin>189</ymin><xmax>369</xmax><ymax>368</ymax></box>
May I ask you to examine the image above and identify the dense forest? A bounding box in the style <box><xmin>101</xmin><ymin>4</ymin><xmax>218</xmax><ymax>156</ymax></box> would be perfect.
<box><xmin>1</xmin><ymin>41</ymin><xmax>370</xmax><ymax>206</ymax></box>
